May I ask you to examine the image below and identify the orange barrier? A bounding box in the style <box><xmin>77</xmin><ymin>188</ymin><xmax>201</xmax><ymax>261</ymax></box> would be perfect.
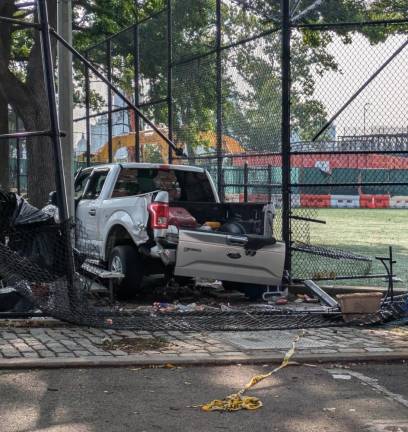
<box><xmin>359</xmin><ymin>194</ymin><xmax>390</xmax><ymax>208</ymax></box>
<box><xmin>300</xmin><ymin>194</ymin><xmax>331</xmax><ymax>208</ymax></box>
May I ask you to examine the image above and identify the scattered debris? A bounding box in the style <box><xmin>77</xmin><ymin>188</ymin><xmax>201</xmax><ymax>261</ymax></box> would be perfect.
<box><xmin>200</xmin><ymin>331</ymin><xmax>304</xmax><ymax>412</ymax></box>
<box><xmin>0</xmin><ymin>286</ymin><xmax>35</xmax><ymax>312</ymax></box>
<box><xmin>275</xmin><ymin>298</ymin><xmax>288</xmax><ymax>306</ymax></box>
<box><xmin>337</xmin><ymin>292</ymin><xmax>382</xmax><ymax>323</ymax></box>
<box><xmin>304</xmin><ymin>280</ymin><xmax>338</xmax><ymax>308</ymax></box>
<box><xmin>323</xmin><ymin>407</ymin><xmax>336</xmax><ymax>412</ymax></box>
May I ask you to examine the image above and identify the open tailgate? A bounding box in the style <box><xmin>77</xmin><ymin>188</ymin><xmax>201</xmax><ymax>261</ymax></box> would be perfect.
<box><xmin>174</xmin><ymin>230</ymin><xmax>285</xmax><ymax>286</ymax></box>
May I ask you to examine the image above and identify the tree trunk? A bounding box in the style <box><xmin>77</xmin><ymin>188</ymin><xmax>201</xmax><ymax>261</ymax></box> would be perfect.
<box><xmin>0</xmin><ymin>0</ymin><xmax>58</xmax><ymax>207</ymax></box>
<box><xmin>20</xmin><ymin>101</ymin><xmax>56</xmax><ymax>208</ymax></box>
<box><xmin>0</xmin><ymin>93</ymin><xmax>9</xmax><ymax>191</ymax></box>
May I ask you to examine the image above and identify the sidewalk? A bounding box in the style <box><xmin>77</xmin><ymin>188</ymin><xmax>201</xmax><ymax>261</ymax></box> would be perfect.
<box><xmin>0</xmin><ymin>321</ymin><xmax>407</xmax><ymax>368</ymax></box>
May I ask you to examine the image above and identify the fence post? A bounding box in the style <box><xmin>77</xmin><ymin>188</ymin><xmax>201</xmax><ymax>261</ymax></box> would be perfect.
<box><xmin>15</xmin><ymin>115</ymin><xmax>21</xmax><ymax>195</ymax></box>
<box><xmin>106</xmin><ymin>39</ymin><xmax>113</xmax><ymax>163</ymax></box>
<box><xmin>244</xmin><ymin>162</ymin><xmax>248</xmax><ymax>203</ymax></box>
<box><xmin>167</xmin><ymin>0</ymin><xmax>173</xmax><ymax>163</ymax></box>
<box><xmin>268</xmin><ymin>163</ymin><xmax>272</xmax><ymax>202</ymax></box>
<box><xmin>84</xmin><ymin>54</ymin><xmax>91</xmax><ymax>167</ymax></box>
<box><xmin>133</xmin><ymin>22</ymin><xmax>141</xmax><ymax>162</ymax></box>
<box><xmin>37</xmin><ymin>0</ymin><xmax>75</xmax><ymax>303</ymax></box>
<box><xmin>281</xmin><ymin>0</ymin><xmax>292</xmax><ymax>274</ymax></box>
<box><xmin>216</xmin><ymin>0</ymin><xmax>223</xmax><ymax>201</ymax></box>
<box><xmin>167</xmin><ymin>0</ymin><xmax>174</xmax><ymax>163</ymax></box>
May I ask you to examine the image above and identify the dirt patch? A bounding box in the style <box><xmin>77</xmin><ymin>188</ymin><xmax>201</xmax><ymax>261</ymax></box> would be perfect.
<box><xmin>100</xmin><ymin>336</ymin><xmax>170</xmax><ymax>353</ymax></box>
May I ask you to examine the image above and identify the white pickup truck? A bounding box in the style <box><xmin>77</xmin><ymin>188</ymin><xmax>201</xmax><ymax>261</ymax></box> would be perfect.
<box><xmin>74</xmin><ymin>163</ymin><xmax>285</xmax><ymax>299</ymax></box>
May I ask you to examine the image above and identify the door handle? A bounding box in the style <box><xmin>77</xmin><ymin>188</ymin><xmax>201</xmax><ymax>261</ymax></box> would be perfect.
<box><xmin>89</xmin><ymin>208</ymin><xmax>96</xmax><ymax>216</ymax></box>
<box><xmin>226</xmin><ymin>235</ymin><xmax>248</xmax><ymax>246</ymax></box>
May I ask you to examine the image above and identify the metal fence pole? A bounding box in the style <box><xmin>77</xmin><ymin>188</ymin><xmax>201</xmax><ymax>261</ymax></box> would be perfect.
<box><xmin>133</xmin><ymin>9</ymin><xmax>141</xmax><ymax>162</ymax></box>
<box><xmin>216</xmin><ymin>0</ymin><xmax>223</xmax><ymax>200</ymax></box>
<box><xmin>37</xmin><ymin>0</ymin><xmax>75</xmax><ymax>301</ymax></box>
<box><xmin>15</xmin><ymin>113</ymin><xmax>21</xmax><ymax>195</ymax></box>
<box><xmin>244</xmin><ymin>161</ymin><xmax>248</xmax><ymax>203</ymax></box>
<box><xmin>37</xmin><ymin>0</ymin><xmax>69</xmax><ymax>222</ymax></box>
<box><xmin>85</xmin><ymin>53</ymin><xmax>91</xmax><ymax>167</ymax></box>
<box><xmin>107</xmin><ymin>40</ymin><xmax>113</xmax><ymax>163</ymax></box>
<box><xmin>281</xmin><ymin>0</ymin><xmax>292</xmax><ymax>273</ymax></box>
<box><xmin>167</xmin><ymin>0</ymin><xmax>173</xmax><ymax>163</ymax></box>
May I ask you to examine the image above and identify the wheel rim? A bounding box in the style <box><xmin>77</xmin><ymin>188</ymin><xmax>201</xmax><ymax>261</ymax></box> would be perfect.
<box><xmin>111</xmin><ymin>255</ymin><xmax>123</xmax><ymax>274</ymax></box>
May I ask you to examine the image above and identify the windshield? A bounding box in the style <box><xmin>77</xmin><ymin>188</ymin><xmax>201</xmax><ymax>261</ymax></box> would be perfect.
<box><xmin>111</xmin><ymin>168</ymin><xmax>216</xmax><ymax>202</ymax></box>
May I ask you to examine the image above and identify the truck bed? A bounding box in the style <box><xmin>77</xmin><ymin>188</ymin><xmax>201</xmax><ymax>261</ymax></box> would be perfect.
<box><xmin>171</xmin><ymin>202</ymin><xmax>267</xmax><ymax>235</ymax></box>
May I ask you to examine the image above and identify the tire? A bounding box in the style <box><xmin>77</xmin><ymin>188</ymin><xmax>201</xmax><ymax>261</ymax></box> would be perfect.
<box><xmin>108</xmin><ymin>245</ymin><xmax>143</xmax><ymax>299</ymax></box>
<box><xmin>222</xmin><ymin>281</ymin><xmax>267</xmax><ymax>301</ymax></box>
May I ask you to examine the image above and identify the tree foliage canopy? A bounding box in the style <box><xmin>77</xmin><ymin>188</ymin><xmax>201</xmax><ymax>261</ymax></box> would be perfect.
<box><xmin>0</xmin><ymin>0</ymin><xmax>407</xmax><ymax>200</ymax></box>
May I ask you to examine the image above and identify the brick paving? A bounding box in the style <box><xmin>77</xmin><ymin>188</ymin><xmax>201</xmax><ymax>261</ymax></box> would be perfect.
<box><xmin>0</xmin><ymin>324</ymin><xmax>407</xmax><ymax>364</ymax></box>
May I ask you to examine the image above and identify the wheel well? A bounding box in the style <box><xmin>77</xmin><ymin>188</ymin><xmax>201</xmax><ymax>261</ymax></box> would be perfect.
<box><xmin>105</xmin><ymin>225</ymin><xmax>134</xmax><ymax>260</ymax></box>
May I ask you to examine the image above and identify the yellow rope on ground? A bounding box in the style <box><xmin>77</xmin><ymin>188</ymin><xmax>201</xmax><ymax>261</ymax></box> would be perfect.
<box><xmin>200</xmin><ymin>331</ymin><xmax>304</xmax><ymax>412</ymax></box>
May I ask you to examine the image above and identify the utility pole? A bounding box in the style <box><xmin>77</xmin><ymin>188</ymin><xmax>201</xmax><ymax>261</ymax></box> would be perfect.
<box><xmin>57</xmin><ymin>0</ymin><xmax>74</xmax><ymax>216</ymax></box>
<box><xmin>281</xmin><ymin>0</ymin><xmax>292</xmax><ymax>274</ymax></box>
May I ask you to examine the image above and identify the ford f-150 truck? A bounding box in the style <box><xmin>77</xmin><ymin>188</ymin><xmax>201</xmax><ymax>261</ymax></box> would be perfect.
<box><xmin>74</xmin><ymin>163</ymin><xmax>285</xmax><ymax>298</ymax></box>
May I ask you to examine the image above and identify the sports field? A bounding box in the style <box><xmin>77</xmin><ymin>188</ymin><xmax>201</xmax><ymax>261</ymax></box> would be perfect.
<box><xmin>306</xmin><ymin>209</ymin><xmax>408</xmax><ymax>288</ymax></box>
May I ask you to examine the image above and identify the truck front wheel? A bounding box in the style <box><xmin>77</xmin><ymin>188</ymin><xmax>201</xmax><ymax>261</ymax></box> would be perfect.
<box><xmin>109</xmin><ymin>245</ymin><xmax>143</xmax><ymax>299</ymax></box>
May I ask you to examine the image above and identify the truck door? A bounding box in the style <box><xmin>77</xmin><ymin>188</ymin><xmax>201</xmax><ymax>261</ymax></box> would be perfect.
<box><xmin>76</xmin><ymin>168</ymin><xmax>110</xmax><ymax>256</ymax></box>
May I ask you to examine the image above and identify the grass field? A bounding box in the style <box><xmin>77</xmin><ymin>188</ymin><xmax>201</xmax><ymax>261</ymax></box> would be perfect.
<box><xmin>294</xmin><ymin>208</ymin><xmax>408</xmax><ymax>288</ymax></box>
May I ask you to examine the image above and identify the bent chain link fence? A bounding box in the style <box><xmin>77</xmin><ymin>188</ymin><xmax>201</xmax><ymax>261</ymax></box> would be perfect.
<box><xmin>1</xmin><ymin>1</ymin><xmax>408</xmax><ymax>330</ymax></box>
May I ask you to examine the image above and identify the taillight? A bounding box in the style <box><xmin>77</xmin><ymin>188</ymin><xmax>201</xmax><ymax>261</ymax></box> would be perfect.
<box><xmin>148</xmin><ymin>202</ymin><xmax>169</xmax><ymax>229</ymax></box>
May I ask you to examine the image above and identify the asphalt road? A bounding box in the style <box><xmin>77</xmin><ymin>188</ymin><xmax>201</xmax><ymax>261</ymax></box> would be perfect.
<box><xmin>1</xmin><ymin>362</ymin><xmax>408</xmax><ymax>432</ymax></box>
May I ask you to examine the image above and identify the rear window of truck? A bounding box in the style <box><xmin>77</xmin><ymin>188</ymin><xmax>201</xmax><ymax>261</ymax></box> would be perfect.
<box><xmin>111</xmin><ymin>168</ymin><xmax>215</xmax><ymax>202</ymax></box>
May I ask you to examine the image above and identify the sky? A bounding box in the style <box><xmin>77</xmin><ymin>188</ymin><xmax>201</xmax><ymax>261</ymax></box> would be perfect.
<box><xmin>313</xmin><ymin>32</ymin><xmax>408</xmax><ymax>136</ymax></box>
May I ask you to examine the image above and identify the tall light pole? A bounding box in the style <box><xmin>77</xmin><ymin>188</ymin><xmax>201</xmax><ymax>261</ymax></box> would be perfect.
<box><xmin>57</xmin><ymin>0</ymin><xmax>74</xmax><ymax>216</ymax></box>
<box><xmin>363</xmin><ymin>102</ymin><xmax>371</xmax><ymax>136</ymax></box>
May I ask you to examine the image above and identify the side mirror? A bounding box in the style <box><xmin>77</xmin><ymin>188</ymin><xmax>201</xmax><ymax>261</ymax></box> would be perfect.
<box><xmin>48</xmin><ymin>191</ymin><xmax>58</xmax><ymax>206</ymax></box>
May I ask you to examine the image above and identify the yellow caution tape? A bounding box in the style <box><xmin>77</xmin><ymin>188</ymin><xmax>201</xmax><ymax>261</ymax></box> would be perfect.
<box><xmin>200</xmin><ymin>331</ymin><xmax>304</xmax><ymax>412</ymax></box>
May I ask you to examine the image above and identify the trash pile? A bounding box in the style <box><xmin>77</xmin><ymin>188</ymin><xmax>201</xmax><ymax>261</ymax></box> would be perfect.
<box><xmin>0</xmin><ymin>191</ymin><xmax>62</xmax><ymax>313</ymax></box>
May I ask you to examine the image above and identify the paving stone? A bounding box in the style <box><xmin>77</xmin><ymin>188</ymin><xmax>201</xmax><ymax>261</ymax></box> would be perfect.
<box><xmin>46</xmin><ymin>345</ymin><xmax>70</xmax><ymax>353</ymax></box>
<box><xmin>22</xmin><ymin>352</ymin><xmax>39</xmax><ymax>358</ymax></box>
<box><xmin>29</xmin><ymin>344</ymin><xmax>47</xmax><ymax>351</ymax></box>
<box><xmin>12</xmin><ymin>344</ymin><xmax>33</xmax><ymax>352</ymax></box>
<box><xmin>73</xmin><ymin>351</ymin><xmax>93</xmax><ymax>357</ymax></box>
<box><xmin>1</xmin><ymin>332</ymin><xmax>18</xmax><ymax>340</ymax></box>
<box><xmin>86</xmin><ymin>348</ymin><xmax>112</xmax><ymax>356</ymax></box>
<box><xmin>38</xmin><ymin>350</ymin><xmax>56</xmax><ymax>358</ymax></box>
<box><xmin>56</xmin><ymin>353</ymin><xmax>76</xmax><ymax>358</ymax></box>
<box><xmin>1</xmin><ymin>350</ymin><xmax>21</xmax><ymax>358</ymax></box>
<box><xmin>109</xmin><ymin>350</ymin><xmax>128</xmax><ymax>356</ymax></box>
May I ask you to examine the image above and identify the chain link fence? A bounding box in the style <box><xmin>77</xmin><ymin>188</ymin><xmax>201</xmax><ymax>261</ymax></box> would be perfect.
<box><xmin>72</xmin><ymin>1</ymin><xmax>408</xmax><ymax>289</ymax></box>
<box><xmin>1</xmin><ymin>0</ymin><xmax>408</xmax><ymax>330</ymax></box>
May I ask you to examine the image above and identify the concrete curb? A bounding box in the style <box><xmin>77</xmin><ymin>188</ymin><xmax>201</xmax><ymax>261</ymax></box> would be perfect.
<box><xmin>1</xmin><ymin>350</ymin><xmax>408</xmax><ymax>369</ymax></box>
